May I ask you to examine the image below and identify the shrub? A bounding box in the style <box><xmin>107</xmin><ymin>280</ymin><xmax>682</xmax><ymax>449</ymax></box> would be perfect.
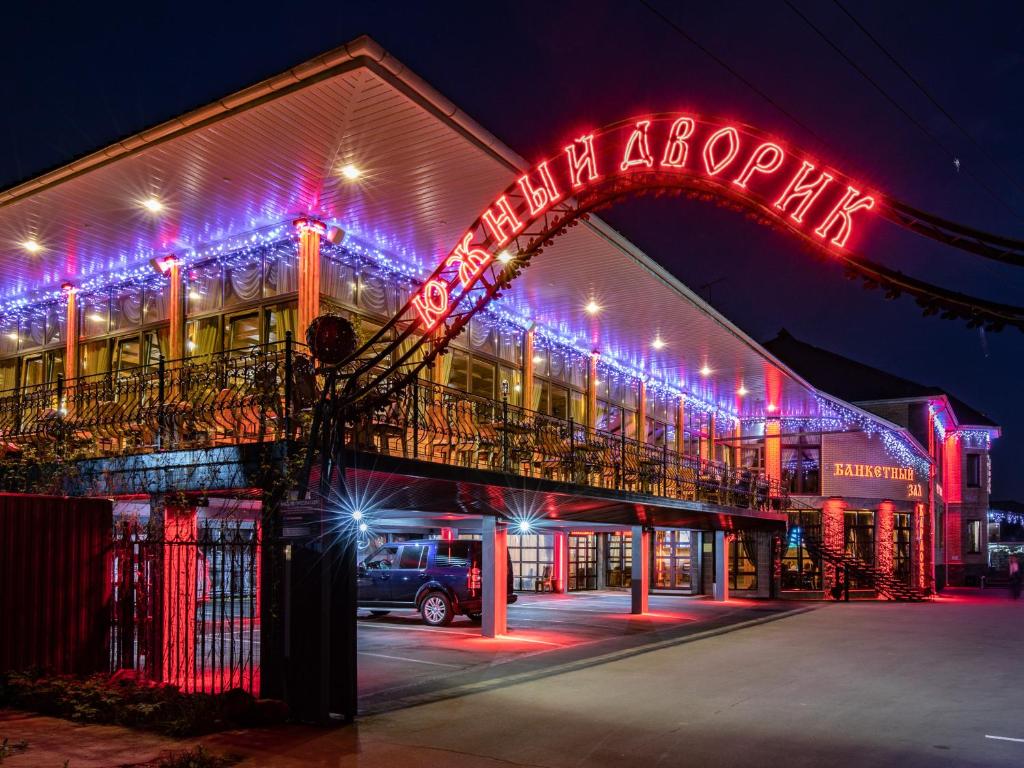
<box><xmin>0</xmin><ymin>671</ymin><xmax>284</xmax><ymax>737</ymax></box>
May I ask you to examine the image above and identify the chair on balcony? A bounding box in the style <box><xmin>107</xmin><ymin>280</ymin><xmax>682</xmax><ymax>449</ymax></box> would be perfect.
<box><xmin>533</xmin><ymin>424</ymin><xmax>567</xmax><ymax>480</ymax></box>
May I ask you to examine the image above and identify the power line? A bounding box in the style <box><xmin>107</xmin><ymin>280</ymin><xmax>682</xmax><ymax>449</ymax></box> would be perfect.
<box><xmin>782</xmin><ymin>0</ymin><xmax>1024</xmax><ymax>222</ymax></box>
<box><xmin>636</xmin><ymin>0</ymin><xmax>831</xmax><ymax>154</ymax></box>
<box><xmin>832</xmin><ymin>0</ymin><xmax>1024</xmax><ymax>200</ymax></box>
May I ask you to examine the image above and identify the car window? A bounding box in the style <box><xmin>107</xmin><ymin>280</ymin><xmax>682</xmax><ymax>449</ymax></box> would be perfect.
<box><xmin>364</xmin><ymin>546</ymin><xmax>398</xmax><ymax>570</ymax></box>
<box><xmin>398</xmin><ymin>545</ymin><xmax>426</xmax><ymax>569</ymax></box>
<box><xmin>434</xmin><ymin>542</ymin><xmax>471</xmax><ymax>568</ymax></box>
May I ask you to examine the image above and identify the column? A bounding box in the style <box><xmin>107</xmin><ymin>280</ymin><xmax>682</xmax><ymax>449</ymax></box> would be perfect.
<box><xmin>522</xmin><ymin>327</ymin><xmax>535</xmax><ymax>413</ymax></box>
<box><xmin>765</xmin><ymin>417</ymin><xmax>782</xmax><ymax>497</ymax></box>
<box><xmin>587</xmin><ymin>353</ymin><xmax>599</xmax><ymax>431</ymax></box>
<box><xmin>630</xmin><ymin>525</ymin><xmax>650</xmax><ymax>614</ymax></box>
<box><xmin>638</xmin><ymin>380</ymin><xmax>648</xmax><ymax>443</ymax></box>
<box><xmin>167</xmin><ymin>257</ymin><xmax>184</xmax><ymax>362</ymax></box>
<box><xmin>675</xmin><ymin>399</ymin><xmax>686</xmax><ymax>455</ymax></box>
<box><xmin>733</xmin><ymin>422</ymin><xmax>743</xmax><ymax>468</ymax></box>
<box><xmin>707</xmin><ymin>414</ymin><xmax>717</xmax><ymax>462</ymax></box>
<box><xmin>62</xmin><ymin>284</ymin><xmax>78</xmax><ymax>383</ymax></box>
<box><xmin>482</xmin><ymin>516</ymin><xmax>508</xmax><ymax>637</ymax></box>
<box><xmin>822</xmin><ymin>497</ymin><xmax>847</xmax><ymax>593</ymax></box>
<box><xmin>713</xmin><ymin>530</ymin><xmax>729</xmax><ymax>601</ymax></box>
<box><xmin>552</xmin><ymin>530</ymin><xmax>569</xmax><ymax>593</ymax></box>
<box><xmin>295</xmin><ymin>217</ymin><xmax>324</xmax><ymax>344</ymax></box>
<box><xmin>876</xmin><ymin>501</ymin><xmax>895</xmax><ymax>580</ymax></box>
<box><xmin>158</xmin><ymin>499</ymin><xmax>198</xmax><ymax>689</ymax></box>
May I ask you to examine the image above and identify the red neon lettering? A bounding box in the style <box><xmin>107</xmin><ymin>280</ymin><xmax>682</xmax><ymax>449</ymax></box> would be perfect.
<box><xmin>620</xmin><ymin>120</ymin><xmax>654</xmax><ymax>171</ymax></box>
<box><xmin>412</xmin><ymin>279</ymin><xmax>449</xmax><ymax>329</ymax></box>
<box><xmin>702</xmin><ymin>126</ymin><xmax>740</xmax><ymax>175</ymax></box>
<box><xmin>517</xmin><ymin>162</ymin><xmax>561</xmax><ymax>216</ymax></box>
<box><xmin>480</xmin><ymin>195</ymin><xmax>524</xmax><ymax>248</ymax></box>
<box><xmin>660</xmin><ymin>117</ymin><xmax>695</xmax><ymax>168</ymax></box>
<box><xmin>564</xmin><ymin>134</ymin><xmax>599</xmax><ymax>189</ymax></box>
<box><xmin>774</xmin><ymin>161</ymin><xmax>833</xmax><ymax>223</ymax></box>
<box><xmin>444</xmin><ymin>232</ymin><xmax>493</xmax><ymax>289</ymax></box>
<box><xmin>814</xmin><ymin>186</ymin><xmax>875</xmax><ymax>247</ymax></box>
<box><xmin>733</xmin><ymin>142</ymin><xmax>784</xmax><ymax>189</ymax></box>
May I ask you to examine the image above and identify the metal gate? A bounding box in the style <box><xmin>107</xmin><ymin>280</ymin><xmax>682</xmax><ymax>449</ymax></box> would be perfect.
<box><xmin>110</xmin><ymin>514</ymin><xmax>260</xmax><ymax>694</ymax></box>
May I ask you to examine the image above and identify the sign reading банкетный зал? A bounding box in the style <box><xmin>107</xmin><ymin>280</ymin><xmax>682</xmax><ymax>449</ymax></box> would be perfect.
<box><xmin>822</xmin><ymin>433</ymin><xmax>926</xmax><ymax>502</ymax></box>
<box><xmin>410</xmin><ymin>113</ymin><xmax>880</xmax><ymax>330</ymax></box>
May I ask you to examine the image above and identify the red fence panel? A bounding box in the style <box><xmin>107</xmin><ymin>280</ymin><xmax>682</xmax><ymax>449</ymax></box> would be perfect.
<box><xmin>0</xmin><ymin>493</ymin><xmax>112</xmax><ymax>674</ymax></box>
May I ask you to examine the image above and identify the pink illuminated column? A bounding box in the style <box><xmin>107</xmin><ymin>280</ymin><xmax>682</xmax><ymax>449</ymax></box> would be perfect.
<box><xmin>482</xmin><ymin>516</ymin><xmax>508</xmax><ymax>637</ymax></box>
<box><xmin>295</xmin><ymin>217</ymin><xmax>324</xmax><ymax>343</ymax></box>
<box><xmin>876</xmin><ymin>501</ymin><xmax>895</xmax><ymax>579</ymax></box>
<box><xmin>161</xmin><ymin>502</ymin><xmax>198</xmax><ymax>689</ymax></box>
<box><xmin>631</xmin><ymin>525</ymin><xmax>650</xmax><ymax>613</ymax></box>
<box><xmin>552</xmin><ymin>530</ymin><xmax>569</xmax><ymax>593</ymax></box>
<box><xmin>821</xmin><ymin>497</ymin><xmax>847</xmax><ymax>593</ymax></box>
<box><xmin>764</xmin><ymin>418</ymin><xmax>782</xmax><ymax>498</ymax></box>
<box><xmin>62</xmin><ymin>284</ymin><xmax>78</xmax><ymax>383</ymax></box>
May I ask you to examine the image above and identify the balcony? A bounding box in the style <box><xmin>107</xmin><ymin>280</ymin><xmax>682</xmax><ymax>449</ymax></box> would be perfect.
<box><xmin>0</xmin><ymin>342</ymin><xmax>783</xmax><ymax>511</ymax></box>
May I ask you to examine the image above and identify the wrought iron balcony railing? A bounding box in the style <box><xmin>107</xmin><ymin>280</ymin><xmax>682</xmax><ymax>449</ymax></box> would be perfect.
<box><xmin>0</xmin><ymin>340</ymin><xmax>784</xmax><ymax>510</ymax></box>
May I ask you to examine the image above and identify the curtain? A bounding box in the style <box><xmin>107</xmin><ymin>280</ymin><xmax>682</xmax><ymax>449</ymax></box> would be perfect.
<box><xmin>265</xmin><ymin>245</ymin><xmax>298</xmax><ymax>297</ymax></box>
<box><xmin>81</xmin><ymin>341</ymin><xmax>111</xmax><ymax>377</ymax></box>
<box><xmin>192</xmin><ymin>320</ymin><xmax>220</xmax><ymax>359</ymax></box>
<box><xmin>531</xmin><ymin>377</ymin><xmax>543</xmax><ymax>412</ymax></box>
<box><xmin>321</xmin><ymin>259</ymin><xmax>356</xmax><ymax>307</ymax></box>
<box><xmin>225</xmin><ymin>257</ymin><xmax>263</xmax><ymax>306</ymax></box>
<box><xmin>360</xmin><ymin>274</ymin><xmax>389</xmax><ymax>316</ymax></box>
<box><xmin>111</xmin><ymin>288</ymin><xmax>143</xmax><ymax>331</ymax></box>
<box><xmin>0</xmin><ymin>361</ymin><xmax>16</xmax><ymax>391</ymax></box>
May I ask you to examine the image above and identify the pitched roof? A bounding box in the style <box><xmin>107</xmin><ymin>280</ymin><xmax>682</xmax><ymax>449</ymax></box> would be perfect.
<box><xmin>762</xmin><ymin>329</ymin><xmax>999</xmax><ymax>428</ymax></box>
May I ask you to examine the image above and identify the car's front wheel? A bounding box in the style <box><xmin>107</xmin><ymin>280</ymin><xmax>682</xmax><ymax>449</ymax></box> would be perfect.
<box><xmin>420</xmin><ymin>592</ymin><xmax>453</xmax><ymax>626</ymax></box>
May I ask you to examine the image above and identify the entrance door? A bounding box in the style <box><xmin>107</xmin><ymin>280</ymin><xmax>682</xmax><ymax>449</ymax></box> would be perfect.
<box><xmin>844</xmin><ymin>511</ymin><xmax>875</xmax><ymax>588</ymax></box>
<box><xmin>653</xmin><ymin>529</ymin><xmax>692</xmax><ymax>591</ymax></box>
<box><xmin>568</xmin><ymin>533</ymin><xmax>598</xmax><ymax>591</ymax></box>
<box><xmin>359</xmin><ymin>544</ymin><xmax>398</xmax><ymax>602</ymax></box>
<box><xmin>605</xmin><ymin>532</ymin><xmax>632</xmax><ymax>588</ymax></box>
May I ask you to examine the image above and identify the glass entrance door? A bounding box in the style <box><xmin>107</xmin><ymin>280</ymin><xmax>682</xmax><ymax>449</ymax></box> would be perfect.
<box><xmin>568</xmin><ymin>533</ymin><xmax>598</xmax><ymax>591</ymax></box>
<box><xmin>653</xmin><ymin>529</ymin><xmax>692</xmax><ymax>591</ymax></box>
<box><xmin>605</xmin><ymin>532</ymin><xmax>632</xmax><ymax>587</ymax></box>
<box><xmin>894</xmin><ymin>512</ymin><xmax>912</xmax><ymax>585</ymax></box>
<box><xmin>845</xmin><ymin>510</ymin><xmax>875</xmax><ymax>588</ymax></box>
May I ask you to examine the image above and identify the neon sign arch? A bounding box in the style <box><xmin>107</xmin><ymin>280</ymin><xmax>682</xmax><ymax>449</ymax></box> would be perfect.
<box><xmin>336</xmin><ymin>112</ymin><xmax>1024</xmax><ymax>409</ymax></box>
<box><xmin>410</xmin><ymin>114</ymin><xmax>878</xmax><ymax>330</ymax></box>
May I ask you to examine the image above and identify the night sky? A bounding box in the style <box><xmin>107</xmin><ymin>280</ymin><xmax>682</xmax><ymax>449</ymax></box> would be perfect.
<box><xmin>2</xmin><ymin>1</ymin><xmax>1021</xmax><ymax>497</ymax></box>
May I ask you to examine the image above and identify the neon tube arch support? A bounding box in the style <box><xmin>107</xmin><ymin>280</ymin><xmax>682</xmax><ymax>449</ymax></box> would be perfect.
<box><xmin>335</xmin><ymin>113</ymin><xmax>1024</xmax><ymax>411</ymax></box>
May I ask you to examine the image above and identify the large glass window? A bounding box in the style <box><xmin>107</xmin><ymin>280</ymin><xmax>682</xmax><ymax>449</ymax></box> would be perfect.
<box><xmin>783</xmin><ymin>429</ymin><xmax>820</xmax><ymax>495</ymax></box>
<box><xmin>187</xmin><ymin>262</ymin><xmax>223</xmax><ymax>315</ymax></box>
<box><xmin>605</xmin><ymin>532</ymin><xmax>632</xmax><ymax>587</ymax></box>
<box><xmin>109</xmin><ymin>287</ymin><xmax>143</xmax><ymax>332</ymax></box>
<box><xmin>966</xmin><ymin>453</ymin><xmax>981</xmax><ymax>488</ymax></box>
<box><xmin>782</xmin><ymin>511</ymin><xmax>822</xmax><ymax>591</ymax></box>
<box><xmin>967</xmin><ymin>519</ymin><xmax>982</xmax><ymax>554</ymax></box>
<box><xmin>844</xmin><ymin>510</ymin><xmax>875</xmax><ymax>588</ymax></box>
<box><xmin>224</xmin><ymin>253</ymin><xmax>264</xmax><ymax>307</ymax></box>
<box><xmin>653</xmin><ymin>529</ymin><xmax>692</xmax><ymax>590</ymax></box>
<box><xmin>568</xmin><ymin>533</ymin><xmax>598</xmax><ymax>590</ymax></box>
<box><xmin>508</xmin><ymin>533</ymin><xmax>554</xmax><ymax>591</ymax></box>
<box><xmin>894</xmin><ymin>512</ymin><xmax>912</xmax><ymax>584</ymax></box>
<box><xmin>729</xmin><ymin>532</ymin><xmax>758</xmax><ymax>591</ymax></box>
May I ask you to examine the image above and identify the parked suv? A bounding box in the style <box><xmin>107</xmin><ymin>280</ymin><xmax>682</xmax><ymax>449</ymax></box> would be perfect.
<box><xmin>357</xmin><ymin>539</ymin><xmax>516</xmax><ymax>626</ymax></box>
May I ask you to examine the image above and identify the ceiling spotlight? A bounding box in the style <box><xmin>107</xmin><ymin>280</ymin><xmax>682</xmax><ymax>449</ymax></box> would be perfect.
<box><xmin>652</xmin><ymin>337</ymin><xmax>666</xmax><ymax>350</ymax></box>
<box><xmin>142</xmin><ymin>197</ymin><xmax>163</xmax><ymax>213</ymax></box>
<box><xmin>351</xmin><ymin>510</ymin><xmax>364</xmax><ymax>521</ymax></box>
<box><xmin>737</xmin><ymin>386</ymin><xmax>748</xmax><ymax>397</ymax></box>
<box><xmin>584</xmin><ymin>300</ymin><xmax>601</xmax><ymax>314</ymax></box>
<box><xmin>497</xmin><ymin>250</ymin><xmax>514</xmax><ymax>264</ymax></box>
<box><xmin>340</xmin><ymin>164</ymin><xmax>361</xmax><ymax>180</ymax></box>
<box><xmin>358</xmin><ymin>522</ymin><xmax>368</xmax><ymax>533</ymax></box>
<box><xmin>517</xmin><ymin>519</ymin><xmax>532</xmax><ymax>534</ymax></box>
<box><xmin>767</xmin><ymin>403</ymin><xmax>778</xmax><ymax>413</ymax></box>
<box><xmin>22</xmin><ymin>240</ymin><xmax>41</xmax><ymax>254</ymax></box>
<box><xmin>700</xmin><ymin>365</ymin><xmax>712</xmax><ymax>377</ymax></box>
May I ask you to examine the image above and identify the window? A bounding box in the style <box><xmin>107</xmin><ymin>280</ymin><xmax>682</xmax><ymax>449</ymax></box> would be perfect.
<box><xmin>605</xmin><ymin>532</ymin><xmax>632</xmax><ymax>587</ymax></box>
<box><xmin>434</xmin><ymin>542</ymin><xmax>473</xmax><ymax>569</ymax></box>
<box><xmin>398</xmin><ymin>545</ymin><xmax>426</xmax><ymax>569</ymax></box>
<box><xmin>966</xmin><ymin>453</ymin><xmax>981</xmax><ymax>488</ymax></box>
<box><xmin>967</xmin><ymin>520</ymin><xmax>982</xmax><ymax>554</ymax></box>
<box><xmin>508</xmin><ymin>533</ymin><xmax>554</xmax><ymax>591</ymax></box>
<box><xmin>783</xmin><ymin>430</ymin><xmax>820</xmax><ymax>495</ymax></box>
<box><xmin>782</xmin><ymin>512</ymin><xmax>822</xmax><ymax>591</ymax></box>
<box><xmin>364</xmin><ymin>546</ymin><xmax>398</xmax><ymax>570</ymax></box>
<box><xmin>729</xmin><ymin>532</ymin><xmax>758</xmax><ymax>591</ymax></box>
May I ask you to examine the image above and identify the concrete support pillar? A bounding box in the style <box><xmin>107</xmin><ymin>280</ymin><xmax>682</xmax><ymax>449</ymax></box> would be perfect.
<box><xmin>712</xmin><ymin>530</ymin><xmax>729</xmax><ymax>601</ymax></box>
<box><xmin>552</xmin><ymin>530</ymin><xmax>569</xmax><ymax>593</ymax></box>
<box><xmin>158</xmin><ymin>500</ymin><xmax>199</xmax><ymax>689</ymax></box>
<box><xmin>295</xmin><ymin>217</ymin><xmax>324</xmax><ymax>344</ymax></box>
<box><xmin>482</xmin><ymin>516</ymin><xmax>508</xmax><ymax>637</ymax></box>
<box><xmin>630</xmin><ymin>526</ymin><xmax>650</xmax><ymax>614</ymax></box>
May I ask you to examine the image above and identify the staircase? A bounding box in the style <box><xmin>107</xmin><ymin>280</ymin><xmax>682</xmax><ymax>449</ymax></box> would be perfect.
<box><xmin>804</xmin><ymin>535</ymin><xmax>928</xmax><ymax>602</ymax></box>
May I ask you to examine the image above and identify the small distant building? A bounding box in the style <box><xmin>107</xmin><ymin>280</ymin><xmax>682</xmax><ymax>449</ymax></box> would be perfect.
<box><xmin>988</xmin><ymin>500</ymin><xmax>1024</xmax><ymax>576</ymax></box>
<box><xmin>764</xmin><ymin>329</ymin><xmax>1001</xmax><ymax>588</ymax></box>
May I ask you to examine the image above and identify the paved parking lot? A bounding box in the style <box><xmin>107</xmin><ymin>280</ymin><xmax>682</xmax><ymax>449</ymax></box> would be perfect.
<box><xmin>358</xmin><ymin>590</ymin><xmax>804</xmax><ymax>713</ymax></box>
